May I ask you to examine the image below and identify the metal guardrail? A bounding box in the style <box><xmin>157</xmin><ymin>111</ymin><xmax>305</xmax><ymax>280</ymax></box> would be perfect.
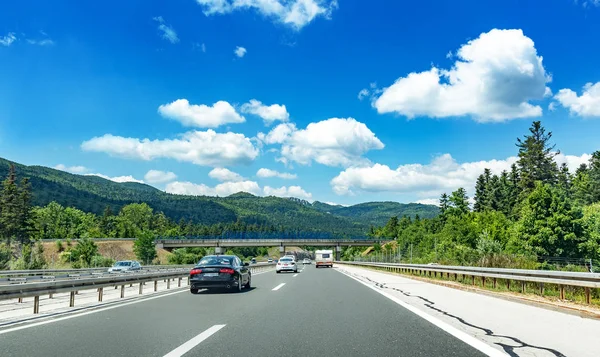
<box><xmin>0</xmin><ymin>264</ymin><xmax>194</xmax><ymax>278</ymax></box>
<box><xmin>337</xmin><ymin>261</ymin><xmax>600</xmax><ymax>304</ymax></box>
<box><xmin>0</xmin><ymin>263</ymin><xmax>276</xmax><ymax>315</ymax></box>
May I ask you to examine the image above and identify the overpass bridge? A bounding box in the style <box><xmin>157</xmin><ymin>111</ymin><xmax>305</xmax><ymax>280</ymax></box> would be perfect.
<box><xmin>155</xmin><ymin>238</ymin><xmax>382</xmax><ymax>260</ymax></box>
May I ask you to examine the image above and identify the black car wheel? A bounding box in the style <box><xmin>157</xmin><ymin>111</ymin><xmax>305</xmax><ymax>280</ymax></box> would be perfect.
<box><xmin>190</xmin><ymin>288</ymin><xmax>199</xmax><ymax>294</ymax></box>
<box><xmin>245</xmin><ymin>274</ymin><xmax>251</xmax><ymax>289</ymax></box>
<box><xmin>238</xmin><ymin>277</ymin><xmax>243</xmax><ymax>292</ymax></box>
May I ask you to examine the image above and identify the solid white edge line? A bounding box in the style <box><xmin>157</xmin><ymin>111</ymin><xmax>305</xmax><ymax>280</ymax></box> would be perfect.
<box><xmin>162</xmin><ymin>324</ymin><xmax>226</xmax><ymax>357</ymax></box>
<box><xmin>335</xmin><ymin>268</ymin><xmax>508</xmax><ymax>357</ymax></box>
<box><xmin>0</xmin><ymin>289</ymin><xmax>188</xmax><ymax>335</ymax></box>
<box><xmin>272</xmin><ymin>283</ymin><xmax>285</xmax><ymax>291</ymax></box>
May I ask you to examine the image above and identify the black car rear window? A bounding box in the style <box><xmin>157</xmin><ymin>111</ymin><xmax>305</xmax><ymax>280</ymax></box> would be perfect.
<box><xmin>198</xmin><ymin>256</ymin><xmax>233</xmax><ymax>265</ymax></box>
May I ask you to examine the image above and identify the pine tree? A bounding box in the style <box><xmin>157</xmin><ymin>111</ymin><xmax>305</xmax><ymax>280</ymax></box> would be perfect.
<box><xmin>573</xmin><ymin>163</ymin><xmax>592</xmax><ymax>206</ymax></box>
<box><xmin>557</xmin><ymin>162</ymin><xmax>572</xmax><ymax>197</ymax></box>
<box><xmin>449</xmin><ymin>188</ymin><xmax>469</xmax><ymax>215</ymax></box>
<box><xmin>0</xmin><ymin>165</ymin><xmax>20</xmax><ymax>244</ymax></box>
<box><xmin>499</xmin><ymin>170</ymin><xmax>512</xmax><ymax>216</ymax></box>
<box><xmin>474</xmin><ymin>174</ymin><xmax>486</xmax><ymax>212</ymax></box>
<box><xmin>487</xmin><ymin>175</ymin><xmax>502</xmax><ymax>211</ymax></box>
<box><xmin>588</xmin><ymin>151</ymin><xmax>600</xmax><ymax>203</ymax></box>
<box><xmin>439</xmin><ymin>193</ymin><xmax>449</xmax><ymax>215</ymax></box>
<box><xmin>516</xmin><ymin>121</ymin><xmax>559</xmax><ymax>196</ymax></box>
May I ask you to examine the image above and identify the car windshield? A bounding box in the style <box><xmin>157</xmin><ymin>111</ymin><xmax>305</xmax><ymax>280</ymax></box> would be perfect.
<box><xmin>280</xmin><ymin>258</ymin><xmax>292</xmax><ymax>262</ymax></box>
<box><xmin>321</xmin><ymin>254</ymin><xmax>330</xmax><ymax>258</ymax></box>
<box><xmin>197</xmin><ymin>256</ymin><xmax>233</xmax><ymax>266</ymax></box>
<box><xmin>115</xmin><ymin>261</ymin><xmax>131</xmax><ymax>267</ymax></box>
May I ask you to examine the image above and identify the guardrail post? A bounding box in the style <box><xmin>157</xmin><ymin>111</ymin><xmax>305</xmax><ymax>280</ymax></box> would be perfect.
<box><xmin>454</xmin><ymin>273</ymin><xmax>457</xmax><ymax>281</ymax></box>
<box><xmin>187</xmin><ymin>276</ymin><xmax>190</xmax><ymax>285</ymax></box>
<box><xmin>33</xmin><ymin>296</ymin><xmax>40</xmax><ymax>314</ymax></box>
<box><xmin>69</xmin><ymin>291</ymin><xmax>75</xmax><ymax>307</ymax></box>
<box><xmin>585</xmin><ymin>287</ymin><xmax>591</xmax><ymax>304</ymax></box>
<box><xmin>167</xmin><ymin>279</ymin><xmax>171</xmax><ymax>289</ymax></box>
<box><xmin>521</xmin><ymin>281</ymin><xmax>526</xmax><ymax>294</ymax></box>
<box><xmin>98</xmin><ymin>288</ymin><xmax>103</xmax><ymax>302</ymax></box>
<box><xmin>178</xmin><ymin>277</ymin><xmax>182</xmax><ymax>287</ymax></box>
<box><xmin>139</xmin><ymin>283</ymin><xmax>143</xmax><ymax>295</ymax></box>
<box><xmin>120</xmin><ymin>285</ymin><xmax>125</xmax><ymax>298</ymax></box>
<box><xmin>154</xmin><ymin>280</ymin><xmax>158</xmax><ymax>292</ymax></box>
<box><xmin>559</xmin><ymin>285</ymin><xmax>565</xmax><ymax>300</ymax></box>
<box><xmin>482</xmin><ymin>276</ymin><xmax>486</xmax><ymax>287</ymax></box>
<box><xmin>539</xmin><ymin>283</ymin><xmax>544</xmax><ymax>296</ymax></box>
<box><xmin>49</xmin><ymin>293</ymin><xmax>53</xmax><ymax>299</ymax></box>
<box><xmin>471</xmin><ymin>276</ymin><xmax>475</xmax><ymax>285</ymax></box>
<box><xmin>18</xmin><ymin>297</ymin><xmax>23</xmax><ymax>303</ymax></box>
<box><xmin>493</xmin><ymin>278</ymin><xmax>497</xmax><ymax>289</ymax></box>
<box><xmin>507</xmin><ymin>280</ymin><xmax>511</xmax><ymax>291</ymax></box>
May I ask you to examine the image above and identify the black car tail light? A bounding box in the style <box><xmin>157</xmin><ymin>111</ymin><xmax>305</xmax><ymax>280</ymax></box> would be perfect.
<box><xmin>219</xmin><ymin>268</ymin><xmax>235</xmax><ymax>274</ymax></box>
<box><xmin>190</xmin><ymin>268</ymin><xmax>202</xmax><ymax>275</ymax></box>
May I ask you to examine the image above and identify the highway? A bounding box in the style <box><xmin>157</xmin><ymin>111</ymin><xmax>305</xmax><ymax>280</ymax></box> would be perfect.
<box><xmin>0</xmin><ymin>264</ymin><xmax>490</xmax><ymax>357</ymax></box>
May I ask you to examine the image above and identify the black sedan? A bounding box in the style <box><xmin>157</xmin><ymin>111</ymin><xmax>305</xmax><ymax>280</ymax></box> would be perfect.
<box><xmin>189</xmin><ymin>255</ymin><xmax>251</xmax><ymax>294</ymax></box>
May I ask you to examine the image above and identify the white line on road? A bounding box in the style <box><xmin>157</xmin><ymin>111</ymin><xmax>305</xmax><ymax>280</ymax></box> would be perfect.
<box><xmin>163</xmin><ymin>324</ymin><xmax>226</xmax><ymax>357</ymax></box>
<box><xmin>293</xmin><ymin>274</ymin><xmax>298</xmax><ymax>277</ymax></box>
<box><xmin>335</xmin><ymin>269</ymin><xmax>508</xmax><ymax>357</ymax></box>
<box><xmin>272</xmin><ymin>283</ymin><xmax>286</xmax><ymax>291</ymax></box>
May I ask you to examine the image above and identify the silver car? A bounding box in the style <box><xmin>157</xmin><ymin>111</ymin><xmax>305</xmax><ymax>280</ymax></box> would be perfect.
<box><xmin>276</xmin><ymin>257</ymin><xmax>297</xmax><ymax>273</ymax></box>
<box><xmin>108</xmin><ymin>260</ymin><xmax>142</xmax><ymax>273</ymax></box>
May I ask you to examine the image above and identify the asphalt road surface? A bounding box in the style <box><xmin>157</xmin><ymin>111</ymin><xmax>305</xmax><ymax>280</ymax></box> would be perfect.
<box><xmin>0</xmin><ymin>265</ymin><xmax>491</xmax><ymax>357</ymax></box>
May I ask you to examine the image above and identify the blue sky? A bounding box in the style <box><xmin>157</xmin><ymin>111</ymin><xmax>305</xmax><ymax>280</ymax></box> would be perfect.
<box><xmin>1</xmin><ymin>0</ymin><xmax>600</xmax><ymax>206</ymax></box>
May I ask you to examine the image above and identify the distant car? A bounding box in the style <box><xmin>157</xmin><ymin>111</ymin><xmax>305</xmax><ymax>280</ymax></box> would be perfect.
<box><xmin>251</xmin><ymin>258</ymin><xmax>257</xmax><ymax>264</ymax></box>
<box><xmin>108</xmin><ymin>260</ymin><xmax>142</xmax><ymax>273</ymax></box>
<box><xmin>189</xmin><ymin>255</ymin><xmax>251</xmax><ymax>294</ymax></box>
<box><xmin>283</xmin><ymin>255</ymin><xmax>296</xmax><ymax>261</ymax></box>
<box><xmin>276</xmin><ymin>257</ymin><xmax>297</xmax><ymax>273</ymax></box>
<box><xmin>267</xmin><ymin>258</ymin><xmax>274</xmax><ymax>263</ymax></box>
<box><xmin>302</xmin><ymin>258</ymin><xmax>311</xmax><ymax>265</ymax></box>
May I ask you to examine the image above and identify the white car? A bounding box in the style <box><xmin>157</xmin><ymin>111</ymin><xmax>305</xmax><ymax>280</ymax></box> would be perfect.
<box><xmin>276</xmin><ymin>257</ymin><xmax>297</xmax><ymax>273</ymax></box>
<box><xmin>302</xmin><ymin>258</ymin><xmax>311</xmax><ymax>265</ymax></box>
<box><xmin>108</xmin><ymin>260</ymin><xmax>142</xmax><ymax>273</ymax></box>
<box><xmin>267</xmin><ymin>258</ymin><xmax>274</xmax><ymax>263</ymax></box>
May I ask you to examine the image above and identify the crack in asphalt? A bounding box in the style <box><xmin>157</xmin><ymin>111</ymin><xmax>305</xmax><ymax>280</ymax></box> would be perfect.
<box><xmin>344</xmin><ymin>270</ymin><xmax>567</xmax><ymax>357</ymax></box>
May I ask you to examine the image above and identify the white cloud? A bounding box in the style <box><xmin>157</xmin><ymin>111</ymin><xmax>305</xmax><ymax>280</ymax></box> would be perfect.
<box><xmin>26</xmin><ymin>39</ymin><xmax>54</xmax><ymax>46</ymax></box>
<box><xmin>166</xmin><ymin>180</ymin><xmax>262</xmax><ymax>196</ymax></box>
<box><xmin>357</xmin><ymin>89</ymin><xmax>369</xmax><ymax>101</ymax></box>
<box><xmin>54</xmin><ymin>164</ymin><xmax>90</xmax><ymax>174</ymax></box>
<box><xmin>153</xmin><ymin>16</ymin><xmax>179</xmax><ymax>44</ymax></box>
<box><xmin>256</xmin><ymin>168</ymin><xmax>297</xmax><ymax>179</ymax></box>
<box><xmin>144</xmin><ymin>170</ymin><xmax>177</xmax><ymax>184</ymax></box>
<box><xmin>331</xmin><ymin>154</ymin><xmax>519</xmax><ymax>197</ymax></box>
<box><xmin>209</xmin><ymin>167</ymin><xmax>245</xmax><ymax>182</ymax></box>
<box><xmin>264</xmin><ymin>185</ymin><xmax>312</xmax><ymax>200</ymax></box>
<box><xmin>195</xmin><ymin>0</ymin><xmax>338</xmax><ymax>30</ymax></box>
<box><xmin>241</xmin><ymin>99</ymin><xmax>289</xmax><ymax>125</ymax></box>
<box><xmin>202</xmin><ymin>43</ymin><xmax>206</xmax><ymax>52</ymax></box>
<box><xmin>88</xmin><ymin>173</ymin><xmax>145</xmax><ymax>184</ymax></box>
<box><xmin>0</xmin><ymin>32</ymin><xmax>16</xmax><ymax>46</ymax></box>
<box><xmin>554</xmin><ymin>82</ymin><xmax>600</xmax><ymax>117</ymax></box>
<box><xmin>158</xmin><ymin>99</ymin><xmax>245</xmax><ymax>128</ymax></box>
<box><xmin>259</xmin><ymin>118</ymin><xmax>384</xmax><ymax>167</ymax></box>
<box><xmin>415</xmin><ymin>198</ymin><xmax>440</xmax><ymax>206</ymax></box>
<box><xmin>374</xmin><ymin>29</ymin><xmax>550</xmax><ymax>122</ymax></box>
<box><xmin>81</xmin><ymin>130</ymin><xmax>259</xmax><ymax>167</ymax></box>
<box><xmin>234</xmin><ymin>46</ymin><xmax>247</xmax><ymax>58</ymax></box>
<box><xmin>331</xmin><ymin>152</ymin><xmax>593</xmax><ymax>199</ymax></box>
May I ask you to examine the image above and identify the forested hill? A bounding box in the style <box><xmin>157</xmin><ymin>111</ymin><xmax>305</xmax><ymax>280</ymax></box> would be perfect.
<box><xmin>0</xmin><ymin>158</ymin><xmax>438</xmax><ymax>235</ymax></box>
<box><xmin>310</xmin><ymin>201</ymin><xmax>439</xmax><ymax>226</ymax></box>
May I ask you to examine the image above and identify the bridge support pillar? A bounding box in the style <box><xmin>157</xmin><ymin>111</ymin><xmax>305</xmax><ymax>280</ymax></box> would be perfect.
<box><xmin>336</xmin><ymin>245</ymin><xmax>341</xmax><ymax>261</ymax></box>
<box><xmin>215</xmin><ymin>247</ymin><xmax>223</xmax><ymax>255</ymax></box>
<box><xmin>279</xmin><ymin>246</ymin><xmax>285</xmax><ymax>257</ymax></box>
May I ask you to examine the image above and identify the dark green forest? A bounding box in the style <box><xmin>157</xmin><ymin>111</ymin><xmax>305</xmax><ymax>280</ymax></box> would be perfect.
<box><xmin>347</xmin><ymin>121</ymin><xmax>600</xmax><ymax>270</ymax></box>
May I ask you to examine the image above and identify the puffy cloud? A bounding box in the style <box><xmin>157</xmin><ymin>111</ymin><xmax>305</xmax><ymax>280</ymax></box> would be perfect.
<box><xmin>374</xmin><ymin>29</ymin><xmax>550</xmax><ymax>122</ymax></box>
<box><xmin>234</xmin><ymin>46</ymin><xmax>247</xmax><ymax>58</ymax></box>
<box><xmin>331</xmin><ymin>152</ymin><xmax>593</xmax><ymax>199</ymax></box>
<box><xmin>331</xmin><ymin>154</ymin><xmax>518</xmax><ymax>197</ymax></box>
<box><xmin>256</xmin><ymin>168</ymin><xmax>297</xmax><ymax>179</ymax></box>
<box><xmin>88</xmin><ymin>173</ymin><xmax>144</xmax><ymax>184</ymax></box>
<box><xmin>241</xmin><ymin>99</ymin><xmax>290</xmax><ymax>125</ymax></box>
<box><xmin>260</xmin><ymin>118</ymin><xmax>384</xmax><ymax>167</ymax></box>
<box><xmin>0</xmin><ymin>32</ymin><xmax>16</xmax><ymax>46</ymax></box>
<box><xmin>54</xmin><ymin>164</ymin><xmax>90</xmax><ymax>174</ymax></box>
<box><xmin>158</xmin><ymin>99</ymin><xmax>245</xmax><ymax>128</ymax></box>
<box><xmin>81</xmin><ymin>130</ymin><xmax>259</xmax><ymax>167</ymax></box>
<box><xmin>357</xmin><ymin>89</ymin><xmax>369</xmax><ymax>101</ymax></box>
<box><xmin>153</xmin><ymin>16</ymin><xmax>179</xmax><ymax>44</ymax></box>
<box><xmin>195</xmin><ymin>0</ymin><xmax>338</xmax><ymax>30</ymax></box>
<box><xmin>263</xmin><ymin>185</ymin><xmax>312</xmax><ymax>200</ymax></box>
<box><xmin>166</xmin><ymin>180</ymin><xmax>262</xmax><ymax>196</ymax></box>
<box><xmin>553</xmin><ymin>82</ymin><xmax>600</xmax><ymax>117</ymax></box>
<box><xmin>209</xmin><ymin>167</ymin><xmax>245</xmax><ymax>182</ymax></box>
<box><xmin>144</xmin><ymin>170</ymin><xmax>177</xmax><ymax>184</ymax></box>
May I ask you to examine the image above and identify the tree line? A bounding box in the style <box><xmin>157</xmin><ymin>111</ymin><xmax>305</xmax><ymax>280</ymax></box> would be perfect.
<box><xmin>359</xmin><ymin>121</ymin><xmax>600</xmax><ymax>269</ymax></box>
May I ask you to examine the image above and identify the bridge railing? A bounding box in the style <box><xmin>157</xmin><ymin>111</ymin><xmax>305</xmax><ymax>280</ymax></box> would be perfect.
<box><xmin>336</xmin><ymin>261</ymin><xmax>600</xmax><ymax>304</ymax></box>
<box><xmin>0</xmin><ymin>263</ymin><xmax>276</xmax><ymax>315</ymax></box>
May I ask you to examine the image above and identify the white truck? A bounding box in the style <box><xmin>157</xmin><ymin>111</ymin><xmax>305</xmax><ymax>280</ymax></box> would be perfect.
<box><xmin>315</xmin><ymin>249</ymin><xmax>333</xmax><ymax>268</ymax></box>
